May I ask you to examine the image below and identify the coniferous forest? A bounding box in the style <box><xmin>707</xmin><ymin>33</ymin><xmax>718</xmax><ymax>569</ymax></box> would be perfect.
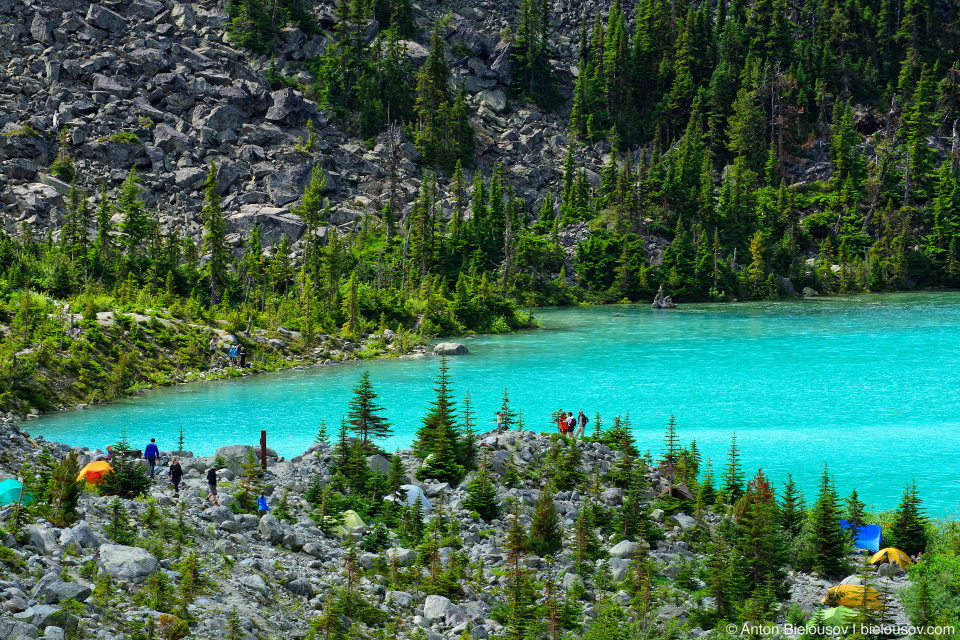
<box><xmin>0</xmin><ymin>0</ymin><xmax>959</xmax><ymax>412</ymax></box>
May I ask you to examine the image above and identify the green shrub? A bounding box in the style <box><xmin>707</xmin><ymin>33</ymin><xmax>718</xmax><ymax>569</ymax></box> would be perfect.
<box><xmin>51</xmin><ymin>158</ymin><xmax>76</xmax><ymax>183</ymax></box>
<box><xmin>109</xmin><ymin>132</ymin><xmax>141</xmax><ymax>145</ymax></box>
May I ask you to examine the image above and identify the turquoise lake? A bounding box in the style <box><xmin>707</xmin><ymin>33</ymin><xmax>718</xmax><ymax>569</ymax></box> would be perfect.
<box><xmin>28</xmin><ymin>291</ymin><xmax>960</xmax><ymax>513</ymax></box>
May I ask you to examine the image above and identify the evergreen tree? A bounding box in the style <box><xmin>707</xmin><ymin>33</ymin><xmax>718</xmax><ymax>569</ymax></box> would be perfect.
<box><xmin>346</xmin><ymin>371</ymin><xmax>392</xmax><ymax>446</ymax></box>
<box><xmin>528</xmin><ymin>484</ymin><xmax>563</xmax><ymax>557</ymax></box>
<box><xmin>736</xmin><ymin>469</ymin><xmax>788</xmax><ymax>598</ymax></box>
<box><xmin>887</xmin><ymin>481</ymin><xmax>927</xmax><ymax>556</ymax></box>
<box><xmin>845</xmin><ymin>488</ymin><xmax>867</xmax><ymax>546</ymax></box>
<box><xmin>779</xmin><ymin>474</ymin><xmax>804</xmax><ymax>538</ymax></box>
<box><xmin>46</xmin><ymin>451</ymin><xmax>83</xmax><ymax>527</ymax></box>
<box><xmin>500</xmin><ymin>387</ymin><xmax>517</xmax><ymax>431</ymax></box>
<box><xmin>722</xmin><ymin>432</ymin><xmax>745</xmax><ymax>503</ymax></box>
<box><xmin>804</xmin><ymin>465</ymin><xmax>848</xmax><ymax>577</ymax></box>
<box><xmin>415</xmin><ymin>421</ymin><xmax>465</xmax><ymax>484</ymax></box>
<box><xmin>202</xmin><ymin>161</ymin><xmax>230</xmax><ymax>306</ymax></box>
<box><xmin>464</xmin><ymin>453</ymin><xmax>501</xmax><ymax>521</ymax></box>
<box><xmin>413</xmin><ymin>354</ymin><xmax>463</xmax><ymax>467</ymax></box>
<box><xmin>118</xmin><ymin>169</ymin><xmax>149</xmax><ymax>257</ymax></box>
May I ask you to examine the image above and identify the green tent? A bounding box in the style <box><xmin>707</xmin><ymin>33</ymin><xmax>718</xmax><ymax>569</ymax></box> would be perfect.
<box><xmin>331</xmin><ymin>509</ymin><xmax>366</xmax><ymax>538</ymax></box>
<box><xmin>820</xmin><ymin>606</ymin><xmax>856</xmax><ymax>627</ymax></box>
<box><xmin>0</xmin><ymin>478</ymin><xmax>31</xmax><ymax>506</ymax></box>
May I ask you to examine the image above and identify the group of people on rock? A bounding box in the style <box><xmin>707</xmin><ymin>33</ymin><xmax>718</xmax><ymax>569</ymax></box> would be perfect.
<box><xmin>140</xmin><ymin>438</ymin><xmax>269</xmax><ymax>515</ymax></box>
<box><xmin>556</xmin><ymin>410</ymin><xmax>588</xmax><ymax>438</ymax></box>
<box><xmin>492</xmin><ymin>409</ymin><xmax>589</xmax><ymax>437</ymax></box>
<box><xmin>208</xmin><ymin>337</ymin><xmax>247</xmax><ymax>368</ymax></box>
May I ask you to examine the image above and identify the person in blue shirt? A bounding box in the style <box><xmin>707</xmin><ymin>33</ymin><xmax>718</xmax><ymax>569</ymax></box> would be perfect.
<box><xmin>144</xmin><ymin>438</ymin><xmax>160</xmax><ymax>479</ymax></box>
<box><xmin>257</xmin><ymin>493</ymin><xmax>271</xmax><ymax>517</ymax></box>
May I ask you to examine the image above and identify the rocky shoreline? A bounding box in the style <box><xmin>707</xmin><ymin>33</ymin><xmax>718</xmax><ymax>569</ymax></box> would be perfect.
<box><xmin>0</xmin><ymin>419</ymin><xmax>917</xmax><ymax>640</ymax></box>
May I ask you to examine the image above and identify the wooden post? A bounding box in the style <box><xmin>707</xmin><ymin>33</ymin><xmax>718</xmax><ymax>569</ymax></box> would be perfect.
<box><xmin>260</xmin><ymin>430</ymin><xmax>267</xmax><ymax>471</ymax></box>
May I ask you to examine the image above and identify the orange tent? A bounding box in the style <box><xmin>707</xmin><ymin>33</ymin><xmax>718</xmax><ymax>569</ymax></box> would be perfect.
<box><xmin>821</xmin><ymin>584</ymin><xmax>882</xmax><ymax>608</ymax></box>
<box><xmin>77</xmin><ymin>461</ymin><xmax>113</xmax><ymax>485</ymax></box>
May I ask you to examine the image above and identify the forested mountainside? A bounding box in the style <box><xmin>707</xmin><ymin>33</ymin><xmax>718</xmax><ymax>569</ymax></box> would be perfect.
<box><xmin>0</xmin><ymin>0</ymin><xmax>957</xmax><ymax>409</ymax></box>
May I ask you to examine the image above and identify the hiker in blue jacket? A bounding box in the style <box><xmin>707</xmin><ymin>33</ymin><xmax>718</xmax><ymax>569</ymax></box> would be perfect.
<box><xmin>257</xmin><ymin>493</ymin><xmax>271</xmax><ymax>517</ymax></box>
<box><xmin>144</xmin><ymin>438</ymin><xmax>160</xmax><ymax>479</ymax></box>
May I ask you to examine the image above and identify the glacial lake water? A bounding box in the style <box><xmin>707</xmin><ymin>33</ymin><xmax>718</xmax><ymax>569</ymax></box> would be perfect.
<box><xmin>27</xmin><ymin>291</ymin><xmax>960</xmax><ymax>513</ymax></box>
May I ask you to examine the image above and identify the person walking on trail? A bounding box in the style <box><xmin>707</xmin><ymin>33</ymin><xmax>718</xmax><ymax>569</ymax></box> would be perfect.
<box><xmin>169</xmin><ymin>457</ymin><xmax>183</xmax><ymax>498</ymax></box>
<box><xmin>206</xmin><ymin>465</ymin><xmax>220</xmax><ymax>506</ymax></box>
<box><xmin>257</xmin><ymin>492</ymin><xmax>271</xmax><ymax>517</ymax></box>
<box><xmin>144</xmin><ymin>438</ymin><xmax>160</xmax><ymax>478</ymax></box>
<box><xmin>209</xmin><ymin>336</ymin><xmax>217</xmax><ymax>364</ymax></box>
<box><xmin>565</xmin><ymin>411</ymin><xmax>576</xmax><ymax>436</ymax></box>
<box><xmin>574</xmin><ymin>410</ymin><xmax>588</xmax><ymax>438</ymax></box>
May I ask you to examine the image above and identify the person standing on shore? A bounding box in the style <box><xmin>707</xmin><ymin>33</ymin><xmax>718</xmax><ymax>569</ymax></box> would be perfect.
<box><xmin>238</xmin><ymin>344</ymin><xmax>247</xmax><ymax>369</ymax></box>
<box><xmin>169</xmin><ymin>457</ymin><xmax>183</xmax><ymax>498</ymax></box>
<box><xmin>206</xmin><ymin>465</ymin><xmax>220</xmax><ymax>506</ymax></box>
<box><xmin>144</xmin><ymin>438</ymin><xmax>160</xmax><ymax>478</ymax></box>
<box><xmin>565</xmin><ymin>412</ymin><xmax>576</xmax><ymax>436</ymax></box>
<box><xmin>574</xmin><ymin>410</ymin><xmax>588</xmax><ymax>438</ymax></box>
<box><xmin>496</xmin><ymin>411</ymin><xmax>503</xmax><ymax>433</ymax></box>
<box><xmin>209</xmin><ymin>336</ymin><xmax>217</xmax><ymax>365</ymax></box>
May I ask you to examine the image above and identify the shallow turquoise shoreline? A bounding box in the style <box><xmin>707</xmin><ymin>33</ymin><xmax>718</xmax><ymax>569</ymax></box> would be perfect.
<box><xmin>28</xmin><ymin>291</ymin><xmax>960</xmax><ymax>512</ymax></box>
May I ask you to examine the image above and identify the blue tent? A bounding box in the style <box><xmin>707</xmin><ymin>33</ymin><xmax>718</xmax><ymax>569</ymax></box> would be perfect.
<box><xmin>840</xmin><ymin>520</ymin><xmax>881</xmax><ymax>552</ymax></box>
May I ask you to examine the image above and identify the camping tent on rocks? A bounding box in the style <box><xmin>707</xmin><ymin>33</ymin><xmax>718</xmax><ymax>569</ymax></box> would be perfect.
<box><xmin>384</xmin><ymin>484</ymin><xmax>432</xmax><ymax>512</ymax></box>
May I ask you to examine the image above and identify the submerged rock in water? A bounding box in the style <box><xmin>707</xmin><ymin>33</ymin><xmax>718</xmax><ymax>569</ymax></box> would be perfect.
<box><xmin>433</xmin><ymin>342</ymin><xmax>469</xmax><ymax>356</ymax></box>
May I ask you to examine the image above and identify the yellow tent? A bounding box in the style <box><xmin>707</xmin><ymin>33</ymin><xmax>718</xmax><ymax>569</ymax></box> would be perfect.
<box><xmin>870</xmin><ymin>548</ymin><xmax>912</xmax><ymax>569</ymax></box>
<box><xmin>77</xmin><ymin>461</ymin><xmax>113</xmax><ymax>485</ymax></box>
<box><xmin>331</xmin><ymin>509</ymin><xmax>366</xmax><ymax>538</ymax></box>
<box><xmin>821</xmin><ymin>585</ymin><xmax>881</xmax><ymax>608</ymax></box>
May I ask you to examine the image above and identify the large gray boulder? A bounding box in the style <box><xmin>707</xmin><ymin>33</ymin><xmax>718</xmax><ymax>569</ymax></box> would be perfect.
<box><xmin>99</xmin><ymin>544</ymin><xmax>158</xmax><ymax>582</ymax></box>
<box><xmin>385</xmin><ymin>590</ymin><xmax>413</xmax><ymax>607</ymax></box>
<box><xmin>174</xmin><ymin>167</ymin><xmax>206</xmax><ymax>191</ymax></box>
<box><xmin>24</xmin><ymin>605</ymin><xmax>77</xmax><ymax>632</ymax></box>
<box><xmin>125</xmin><ymin>48</ymin><xmax>173</xmax><ymax>76</ymax></box>
<box><xmin>214</xmin><ymin>444</ymin><xmax>257</xmax><ymax>473</ymax></box>
<box><xmin>86</xmin><ymin>4</ymin><xmax>127</xmax><ymax>32</ymax></box>
<box><xmin>127</xmin><ymin>0</ymin><xmax>163</xmax><ymax>20</ymax></box>
<box><xmin>258</xmin><ymin>514</ymin><xmax>284</xmax><ymax>544</ymax></box>
<box><xmin>671</xmin><ymin>514</ymin><xmax>699</xmax><ymax>531</ymax></box>
<box><xmin>153</xmin><ymin>124</ymin><xmax>190</xmax><ymax>153</ymax></box>
<box><xmin>30</xmin><ymin>12</ymin><xmax>54</xmax><ymax>45</ymax></box>
<box><xmin>265</xmin><ymin>163</ymin><xmax>333</xmax><ymax>206</ymax></box>
<box><xmin>202</xmin><ymin>506</ymin><xmax>235</xmax><ymax>524</ymax></box>
<box><xmin>368</xmin><ymin>454</ymin><xmax>392</xmax><ymax>475</ymax></box>
<box><xmin>479</xmin><ymin>89</ymin><xmax>507</xmax><ymax>113</ymax></box>
<box><xmin>264</xmin><ymin>88</ymin><xmax>319</xmax><ymax>128</ymax></box>
<box><xmin>91</xmin><ymin>74</ymin><xmax>133</xmax><ymax>98</ymax></box>
<box><xmin>285</xmin><ymin>578</ymin><xmax>314</xmax><ymax>598</ymax></box>
<box><xmin>199</xmin><ymin>105</ymin><xmax>246</xmax><ymax>133</ymax></box>
<box><xmin>432</xmin><ymin>342</ymin><xmax>469</xmax><ymax>356</ymax></box>
<box><xmin>70</xmin><ymin>522</ymin><xmax>100</xmax><ymax>548</ymax></box>
<box><xmin>226</xmin><ymin>206</ymin><xmax>308</xmax><ymax>247</ymax></box>
<box><xmin>0</xmin><ymin>617</ymin><xmax>39</xmax><ymax>638</ymax></box>
<box><xmin>239</xmin><ymin>574</ymin><xmax>269</xmax><ymax>596</ymax></box>
<box><xmin>24</xmin><ymin>525</ymin><xmax>59</xmax><ymax>556</ymax></box>
<box><xmin>609</xmin><ymin>540</ymin><xmax>640</xmax><ymax>560</ymax></box>
<box><xmin>32</xmin><ymin>573</ymin><xmax>91</xmax><ymax>605</ymax></box>
<box><xmin>423</xmin><ymin>595</ymin><xmax>462</xmax><ymax>624</ymax></box>
<box><xmin>877</xmin><ymin>562</ymin><xmax>905</xmax><ymax>577</ymax></box>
